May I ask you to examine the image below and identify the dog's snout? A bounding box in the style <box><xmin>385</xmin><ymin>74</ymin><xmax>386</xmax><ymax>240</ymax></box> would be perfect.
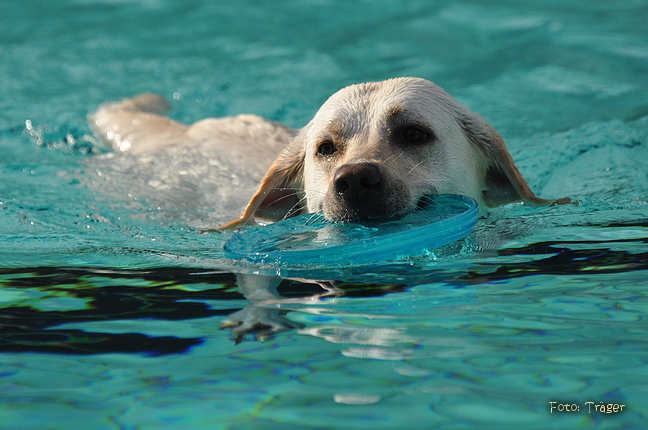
<box><xmin>334</xmin><ymin>162</ymin><xmax>382</xmax><ymax>202</ymax></box>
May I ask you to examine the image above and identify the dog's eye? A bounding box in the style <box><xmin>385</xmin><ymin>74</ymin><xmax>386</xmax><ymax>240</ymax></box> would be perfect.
<box><xmin>317</xmin><ymin>141</ymin><xmax>337</xmax><ymax>156</ymax></box>
<box><xmin>402</xmin><ymin>127</ymin><xmax>430</xmax><ymax>144</ymax></box>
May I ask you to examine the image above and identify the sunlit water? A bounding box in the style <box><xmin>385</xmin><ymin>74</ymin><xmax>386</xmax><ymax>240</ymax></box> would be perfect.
<box><xmin>1</xmin><ymin>1</ymin><xmax>648</xmax><ymax>429</ymax></box>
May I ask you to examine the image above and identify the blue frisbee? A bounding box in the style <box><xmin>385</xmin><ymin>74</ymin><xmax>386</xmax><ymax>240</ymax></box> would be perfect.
<box><xmin>223</xmin><ymin>194</ymin><xmax>478</xmax><ymax>265</ymax></box>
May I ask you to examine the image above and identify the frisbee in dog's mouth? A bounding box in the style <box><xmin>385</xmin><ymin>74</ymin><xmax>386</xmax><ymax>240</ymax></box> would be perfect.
<box><xmin>223</xmin><ymin>194</ymin><xmax>478</xmax><ymax>265</ymax></box>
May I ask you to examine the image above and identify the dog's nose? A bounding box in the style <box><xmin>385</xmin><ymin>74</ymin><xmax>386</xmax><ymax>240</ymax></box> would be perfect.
<box><xmin>334</xmin><ymin>162</ymin><xmax>382</xmax><ymax>203</ymax></box>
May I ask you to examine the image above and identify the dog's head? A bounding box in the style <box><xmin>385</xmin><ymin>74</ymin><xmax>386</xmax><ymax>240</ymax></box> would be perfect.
<box><xmin>219</xmin><ymin>77</ymin><xmax>555</xmax><ymax>229</ymax></box>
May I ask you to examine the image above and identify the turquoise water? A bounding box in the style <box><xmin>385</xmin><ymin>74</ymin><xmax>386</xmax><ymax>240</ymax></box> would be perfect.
<box><xmin>2</xmin><ymin>0</ymin><xmax>648</xmax><ymax>429</ymax></box>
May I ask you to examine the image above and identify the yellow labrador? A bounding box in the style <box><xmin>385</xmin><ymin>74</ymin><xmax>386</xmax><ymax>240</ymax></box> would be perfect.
<box><xmin>89</xmin><ymin>77</ymin><xmax>565</xmax><ymax>229</ymax></box>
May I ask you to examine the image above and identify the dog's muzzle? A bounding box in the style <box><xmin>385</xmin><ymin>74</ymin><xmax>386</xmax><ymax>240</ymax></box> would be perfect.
<box><xmin>333</xmin><ymin>162</ymin><xmax>383</xmax><ymax>203</ymax></box>
<box><xmin>329</xmin><ymin>162</ymin><xmax>397</xmax><ymax>220</ymax></box>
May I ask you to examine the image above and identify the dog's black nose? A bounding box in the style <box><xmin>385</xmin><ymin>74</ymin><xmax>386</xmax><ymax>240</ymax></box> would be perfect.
<box><xmin>334</xmin><ymin>162</ymin><xmax>382</xmax><ymax>203</ymax></box>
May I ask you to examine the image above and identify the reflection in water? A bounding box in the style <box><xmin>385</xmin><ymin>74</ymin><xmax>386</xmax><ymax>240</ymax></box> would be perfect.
<box><xmin>1</xmin><ymin>232</ymin><xmax>647</xmax><ymax>353</ymax></box>
<box><xmin>0</xmin><ymin>266</ymin><xmax>408</xmax><ymax>351</ymax></box>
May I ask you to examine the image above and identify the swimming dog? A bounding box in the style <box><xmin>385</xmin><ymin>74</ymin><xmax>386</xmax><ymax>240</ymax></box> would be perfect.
<box><xmin>90</xmin><ymin>77</ymin><xmax>565</xmax><ymax>229</ymax></box>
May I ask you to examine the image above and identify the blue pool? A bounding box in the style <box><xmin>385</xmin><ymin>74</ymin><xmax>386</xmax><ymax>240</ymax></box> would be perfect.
<box><xmin>2</xmin><ymin>1</ymin><xmax>648</xmax><ymax>429</ymax></box>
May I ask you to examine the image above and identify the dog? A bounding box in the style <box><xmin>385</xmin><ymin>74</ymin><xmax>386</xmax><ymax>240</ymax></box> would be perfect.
<box><xmin>89</xmin><ymin>77</ymin><xmax>569</xmax><ymax>340</ymax></box>
<box><xmin>89</xmin><ymin>77</ymin><xmax>565</xmax><ymax>230</ymax></box>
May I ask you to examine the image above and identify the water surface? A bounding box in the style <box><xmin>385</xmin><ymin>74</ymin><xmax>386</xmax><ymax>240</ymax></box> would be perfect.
<box><xmin>1</xmin><ymin>1</ymin><xmax>648</xmax><ymax>429</ymax></box>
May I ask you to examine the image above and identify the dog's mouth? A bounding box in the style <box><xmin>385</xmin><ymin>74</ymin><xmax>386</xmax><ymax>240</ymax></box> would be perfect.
<box><xmin>326</xmin><ymin>209</ymin><xmax>390</xmax><ymax>223</ymax></box>
<box><xmin>378</xmin><ymin>195</ymin><xmax>436</xmax><ymax>219</ymax></box>
<box><xmin>415</xmin><ymin>195</ymin><xmax>434</xmax><ymax>210</ymax></box>
<box><xmin>324</xmin><ymin>195</ymin><xmax>434</xmax><ymax>223</ymax></box>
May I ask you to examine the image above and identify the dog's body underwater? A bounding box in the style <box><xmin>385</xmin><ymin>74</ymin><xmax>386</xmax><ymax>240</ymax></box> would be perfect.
<box><xmin>89</xmin><ymin>77</ymin><xmax>566</xmax><ymax>229</ymax></box>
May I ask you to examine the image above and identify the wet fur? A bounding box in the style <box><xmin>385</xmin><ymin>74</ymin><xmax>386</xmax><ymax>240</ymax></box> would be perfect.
<box><xmin>89</xmin><ymin>77</ymin><xmax>566</xmax><ymax>230</ymax></box>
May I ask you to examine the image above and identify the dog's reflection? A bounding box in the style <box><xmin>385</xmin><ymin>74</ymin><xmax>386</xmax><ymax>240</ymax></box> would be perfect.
<box><xmin>221</xmin><ymin>274</ymin><xmax>341</xmax><ymax>343</ymax></box>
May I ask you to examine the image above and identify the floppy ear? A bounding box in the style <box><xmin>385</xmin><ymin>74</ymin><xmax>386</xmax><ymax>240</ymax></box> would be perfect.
<box><xmin>217</xmin><ymin>134</ymin><xmax>306</xmax><ymax>230</ymax></box>
<box><xmin>460</xmin><ymin>114</ymin><xmax>568</xmax><ymax>208</ymax></box>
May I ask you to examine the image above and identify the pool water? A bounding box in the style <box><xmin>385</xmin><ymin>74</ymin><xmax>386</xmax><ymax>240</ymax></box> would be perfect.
<box><xmin>2</xmin><ymin>1</ymin><xmax>648</xmax><ymax>429</ymax></box>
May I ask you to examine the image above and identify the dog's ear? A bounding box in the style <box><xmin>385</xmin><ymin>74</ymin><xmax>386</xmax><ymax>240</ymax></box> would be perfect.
<box><xmin>460</xmin><ymin>114</ymin><xmax>566</xmax><ymax>208</ymax></box>
<box><xmin>217</xmin><ymin>134</ymin><xmax>306</xmax><ymax>230</ymax></box>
